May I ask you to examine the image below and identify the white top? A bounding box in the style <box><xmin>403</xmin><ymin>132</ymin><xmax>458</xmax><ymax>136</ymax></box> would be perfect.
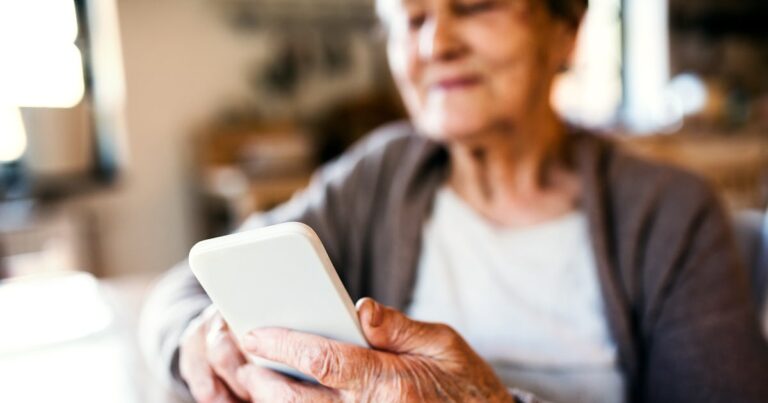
<box><xmin>407</xmin><ymin>187</ymin><xmax>624</xmax><ymax>403</ymax></box>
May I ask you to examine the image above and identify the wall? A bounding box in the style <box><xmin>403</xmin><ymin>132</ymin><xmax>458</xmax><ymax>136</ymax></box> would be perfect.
<box><xmin>81</xmin><ymin>0</ymin><xmax>269</xmax><ymax>277</ymax></box>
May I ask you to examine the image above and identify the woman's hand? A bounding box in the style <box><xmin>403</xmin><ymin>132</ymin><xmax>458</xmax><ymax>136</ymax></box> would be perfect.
<box><xmin>237</xmin><ymin>298</ymin><xmax>513</xmax><ymax>403</ymax></box>
<box><xmin>179</xmin><ymin>305</ymin><xmax>250</xmax><ymax>403</ymax></box>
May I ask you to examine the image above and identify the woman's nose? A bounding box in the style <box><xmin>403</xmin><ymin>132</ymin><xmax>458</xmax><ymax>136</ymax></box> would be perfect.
<box><xmin>418</xmin><ymin>12</ymin><xmax>466</xmax><ymax>62</ymax></box>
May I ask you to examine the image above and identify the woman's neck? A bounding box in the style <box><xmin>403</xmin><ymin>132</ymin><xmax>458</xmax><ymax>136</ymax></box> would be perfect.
<box><xmin>446</xmin><ymin>114</ymin><xmax>580</xmax><ymax>227</ymax></box>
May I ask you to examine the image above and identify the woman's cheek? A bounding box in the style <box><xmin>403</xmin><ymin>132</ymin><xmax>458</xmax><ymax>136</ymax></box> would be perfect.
<box><xmin>387</xmin><ymin>38</ymin><xmax>417</xmax><ymax>88</ymax></box>
<box><xmin>388</xmin><ymin>39</ymin><xmax>426</xmax><ymax>113</ymax></box>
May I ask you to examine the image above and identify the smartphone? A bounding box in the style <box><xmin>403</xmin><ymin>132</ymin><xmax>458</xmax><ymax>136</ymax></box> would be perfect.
<box><xmin>188</xmin><ymin>222</ymin><xmax>368</xmax><ymax>380</ymax></box>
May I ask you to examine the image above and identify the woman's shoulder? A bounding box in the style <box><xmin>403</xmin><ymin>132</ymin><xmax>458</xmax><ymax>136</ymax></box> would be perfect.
<box><xmin>572</xmin><ymin>130</ymin><xmax>719</xmax><ymax>211</ymax></box>
<box><xmin>344</xmin><ymin>120</ymin><xmax>438</xmax><ymax>162</ymax></box>
<box><xmin>329</xmin><ymin>120</ymin><xmax>445</xmax><ymax>184</ymax></box>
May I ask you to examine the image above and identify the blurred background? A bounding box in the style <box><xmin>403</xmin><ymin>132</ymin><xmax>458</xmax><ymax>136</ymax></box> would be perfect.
<box><xmin>0</xmin><ymin>0</ymin><xmax>766</xmax><ymax>402</ymax></box>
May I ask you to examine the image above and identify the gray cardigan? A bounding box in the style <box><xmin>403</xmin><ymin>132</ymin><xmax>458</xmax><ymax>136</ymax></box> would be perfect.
<box><xmin>141</xmin><ymin>122</ymin><xmax>768</xmax><ymax>402</ymax></box>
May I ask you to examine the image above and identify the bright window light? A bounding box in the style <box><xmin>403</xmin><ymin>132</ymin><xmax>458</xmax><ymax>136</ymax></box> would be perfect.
<box><xmin>0</xmin><ymin>106</ymin><xmax>28</xmax><ymax>162</ymax></box>
<box><xmin>668</xmin><ymin>73</ymin><xmax>707</xmax><ymax>116</ymax></box>
<box><xmin>0</xmin><ymin>0</ymin><xmax>85</xmax><ymax>108</ymax></box>
<box><xmin>552</xmin><ymin>0</ymin><xmax>623</xmax><ymax>129</ymax></box>
<box><xmin>623</xmin><ymin>0</ymin><xmax>674</xmax><ymax>133</ymax></box>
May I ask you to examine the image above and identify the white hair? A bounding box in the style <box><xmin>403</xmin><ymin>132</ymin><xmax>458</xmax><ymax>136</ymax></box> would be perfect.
<box><xmin>374</xmin><ymin>0</ymin><xmax>394</xmax><ymax>27</ymax></box>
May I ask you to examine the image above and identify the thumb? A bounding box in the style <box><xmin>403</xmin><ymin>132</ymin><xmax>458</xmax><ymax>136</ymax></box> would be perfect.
<box><xmin>355</xmin><ymin>297</ymin><xmax>462</xmax><ymax>357</ymax></box>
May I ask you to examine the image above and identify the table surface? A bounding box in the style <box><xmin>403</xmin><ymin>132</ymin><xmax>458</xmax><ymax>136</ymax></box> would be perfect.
<box><xmin>0</xmin><ymin>274</ymin><xmax>185</xmax><ymax>403</ymax></box>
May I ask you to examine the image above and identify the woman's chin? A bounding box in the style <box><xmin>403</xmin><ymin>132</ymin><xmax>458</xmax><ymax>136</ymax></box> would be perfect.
<box><xmin>416</xmin><ymin>114</ymin><xmax>496</xmax><ymax>143</ymax></box>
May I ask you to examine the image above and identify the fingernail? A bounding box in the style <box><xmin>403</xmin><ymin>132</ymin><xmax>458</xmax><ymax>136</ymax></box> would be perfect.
<box><xmin>357</xmin><ymin>298</ymin><xmax>382</xmax><ymax>328</ymax></box>
<box><xmin>368</xmin><ymin>299</ymin><xmax>383</xmax><ymax>328</ymax></box>
<box><xmin>242</xmin><ymin>331</ymin><xmax>263</xmax><ymax>352</ymax></box>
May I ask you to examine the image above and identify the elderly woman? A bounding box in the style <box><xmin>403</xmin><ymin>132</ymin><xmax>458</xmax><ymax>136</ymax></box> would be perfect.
<box><xmin>141</xmin><ymin>0</ymin><xmax>768</xmax><ymax>402</ymax></box>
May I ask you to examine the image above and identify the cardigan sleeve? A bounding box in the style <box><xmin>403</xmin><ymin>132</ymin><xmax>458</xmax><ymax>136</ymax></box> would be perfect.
<box><xmin>138</xmin><ymin>128</ymin><xmax>398</xmax><ymax>398</ymax></box>
<box><xmin>640</xmin><ymin>182</ymin><xmax>768</xmax><ymax>402</ymax></box>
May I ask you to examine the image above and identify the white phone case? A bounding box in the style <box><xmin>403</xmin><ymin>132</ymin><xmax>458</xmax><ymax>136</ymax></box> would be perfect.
<box><xmin>188</xmin><ymin>222</ymin><xmax>368</xmax><ymax>380</ymax></box>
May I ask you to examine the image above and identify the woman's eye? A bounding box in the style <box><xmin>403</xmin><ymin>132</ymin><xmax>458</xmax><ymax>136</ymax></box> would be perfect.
<box><xmin>454</xmin><ymin>0</ymin><xmax>497</xmax><ymax>15</ymax></box>
<box><xmin>408</xmin><ymin>14</ymin><xmax>427</xmax><ymax>30</ymax></box>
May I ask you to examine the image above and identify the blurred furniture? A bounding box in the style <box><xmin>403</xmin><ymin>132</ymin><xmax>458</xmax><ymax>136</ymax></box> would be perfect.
<box><xmin>0</xmin><ymin>272</ymin><xmax>180</xmax><ymax>403</ymax></box>
<box><xmin>669</xmin><ymin>0</ymin><xmax>768</xmax><ymax>132</ymax></box>
<box><xmin>622</xmin><ymin>133</ymin><xmax>768</xmax><ymax>209</ymax></box>
<box><xmin>209</xmin><ymin>0</ymin><xmax>375</xmax><ymax>30</ymax></box>
<box><xmin>195</xmin><ymin>121</ymin><xmax>315</xmax><ymax>236</ymax></box>
<box><xmin>0</xmin><ymin>0</ymin><xmax>123</xmax><ymax>202</ymax></box>
<box><xmin>194</xmin><ymin>91</ymin><xmax>404</xmax><ymax>238</ymax></box>
<box><xmin>0</xmin><ymin>200</ymin><xmax>95</xmax><ymax>279</ymax></box>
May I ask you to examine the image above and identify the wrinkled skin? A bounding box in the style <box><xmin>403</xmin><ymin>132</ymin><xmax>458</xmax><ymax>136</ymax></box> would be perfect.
<box><xmin>382</xmin><ymin>0</ymin><xmax>577</xmax><ymax>142</ymax></box>
<box><xmin>180</xmin><ymin>298</ymin><xmax>513</xmax><ymax>403</ymax></box>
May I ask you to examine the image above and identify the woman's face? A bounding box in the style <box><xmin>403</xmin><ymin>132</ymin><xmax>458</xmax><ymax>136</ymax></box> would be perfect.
<box><xmin>381</xmin><ymin>0</ymin><xmax>577</xmax><ymax>141</ymax></box>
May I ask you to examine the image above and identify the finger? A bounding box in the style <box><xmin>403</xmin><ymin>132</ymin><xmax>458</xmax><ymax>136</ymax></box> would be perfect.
<box><xmin>241</xmin><ymin>328</ymin><xmax>382</xmax><ymax>389</ymax></box>
<box><xmin>180</xmin><ymin>327</ymin><xmax>238</xmax><ymax>403</ymax></box>
<box><xmin>188</xmin><ymin>367</ymin><xmax>240</xmax><ymax>403</ymax></box>
<box><xmin>237</xmin><ymin>364</ymin><xmax>338</xmax><ymax>403</ymax></box>
<box><xmin>206</xmin><ymin>315</ymin><xmax>250</xmax><ymax>400</ymax></box>
<box><xmin>356</xmin><ymin>297</ymin><xmax>466</xmax><ymax>358</ymax></box>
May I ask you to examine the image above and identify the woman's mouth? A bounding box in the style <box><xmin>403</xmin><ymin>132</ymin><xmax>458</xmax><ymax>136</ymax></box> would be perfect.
<box><xmin>432</xmin><ymin>75</ymin><xmax>482</xmax><ymax>91</ymax></box>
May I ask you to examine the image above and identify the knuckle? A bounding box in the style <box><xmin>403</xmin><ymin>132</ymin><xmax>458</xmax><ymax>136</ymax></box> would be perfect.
<box><xmin>207</xmin><ymin>342</ymin><xmax>233</xmax><ymax>369</ymax></box>
<box><xmin>435</xmin><ymin>323</ymin><xmax>457</xmax><ymax>338</ymax></box>
<box><xmin>434</xmin><ymin>323</ymin><xmax>462</xmax><ymax>347</ymax></box>
<box><xmin>260</xmin><ymin>379</ymin><xmax>300</xmax><ymax>403</ymax></box>
<box><xmin>205</xmin><ymin>331</ymin><xmax>242</xmax><ymax>370</ymax></box>
<box><xmin>269</xmin><ymin>329</ymin><xmax>293</xmax><ymax>356</ymax></box>
<box><xmin>180</xmin><ymin>319</ymin><xmax>205</xmax><ymax>346</ymax></box>
<box><xmin>189</xmin><ymin>382</ymin><xmax>218</xmax><ymax>403</ymax></box>
<box><xmin>401</xmin><ymin>383</ymin><xmax>423</xmax><ymax>400</ymax></box>
<box><xmin>391</xmin><ymin>367</ymin><xmax>425</xmax><ymax>401</ymax></box>
<box><xmin>307</xmin><ymin>344</ymin><xmax>339</xmax><ymax>383</ymax></box>
<box><xmin>281</xmin><ymin>385</ymin><xmax>302</xmax><ymax>403</ymax></box>
<box><xmin>433</xmin><ymin>323</ymin><xmax>454</xmax><ymax>336</ymax></box>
